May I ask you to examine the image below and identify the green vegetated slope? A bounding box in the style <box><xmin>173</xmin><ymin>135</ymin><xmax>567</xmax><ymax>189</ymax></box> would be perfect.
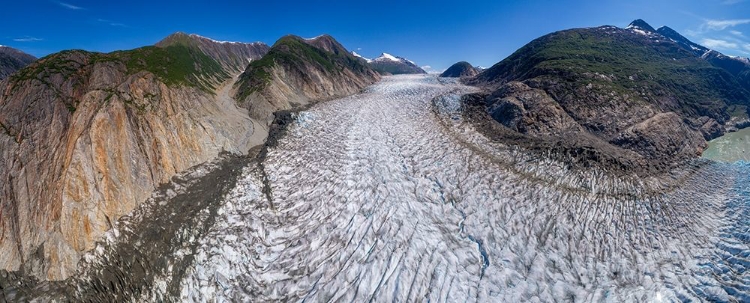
<box><xmin>10</xmin><ymin>43</ymin><xmax>228</xmax><ymax>93</ymax></box>
<box><xmin>440</xmin><ymin>61</ymin><xmax>478</xmax><ymax>78</ymax></box>
<box><xmin>235</xmin><ymin>35</ymin><xmax>375</xmax><ymax>101</ymax></box>
<box><xmin>472</xmin><ymin>26</ymin><xmax>750</xmax><ymax>123</ymax></box>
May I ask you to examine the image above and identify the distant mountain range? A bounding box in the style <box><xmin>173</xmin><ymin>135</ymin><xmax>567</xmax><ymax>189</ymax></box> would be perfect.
<box><xmin>352</xmin><ymin>52</ymin><xmax>426</xmax><ymax>75</ymax></box>
<box><xmin>0</xmin><ymin>46</ymin><xmax>36</xmax><ymax>80</ymax></box>
<box><xmin>466</xmin><ymin>19</ymin><xmax>750</xmax><ymax>173</ymax></box>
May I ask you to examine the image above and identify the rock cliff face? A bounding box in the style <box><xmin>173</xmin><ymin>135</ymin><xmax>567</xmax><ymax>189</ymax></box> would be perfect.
<box><xmin>0</xmin><ymin>36</ymin><xmax>267</xmax><ymax>280</ymax></box>
<box><xmin>233</xmin><ymin>35</ymin><xmax>380</xmax><ymax>121</ymax></box>
<box><xmin>440</xmin><ymin>61</ymin><xmax>479</xmax><ymax>78</ymax></box>
<box><xmin>466</xmin><ymin>19</ymin><xmax>750</xmax><ymax>171</ymax></box>
<box><xmin>0</xmin><ymin>46</ymin><xmax>36</xmax><ymax>80</ymax></box>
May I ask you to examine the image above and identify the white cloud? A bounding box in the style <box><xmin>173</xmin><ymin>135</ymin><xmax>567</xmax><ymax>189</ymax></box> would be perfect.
<box><xmin>730</xmin><ymin>30</ymin><xmax>745</xmax><ymax>37</ymax></box>
<box><xmin>704</xmin><ymin>19</ymin><xmax>750</xmax><ymax>31</ymax></box>
<box><xmin>57</xmin><ymin>2</ymin><xmax>83</xmax><ymax>9</ymax></box>
<box><xmin>97</xmin><ymin>19</ymin><xmax>126</xmax><ymax>27</ymax></box>
<box><xmin>702</xmin><ymin>38</ymin><xmax>739</xmax><ymax>49</ymax></box>
<box><xmin>745</xmin><ymin>43</ymin><xmax>750</xmax><ymax>51</ymax></box>
<box><xmin>13</xmin><ymin>36</ymin><xmax>43</xmax><ymax>42</ymax></box>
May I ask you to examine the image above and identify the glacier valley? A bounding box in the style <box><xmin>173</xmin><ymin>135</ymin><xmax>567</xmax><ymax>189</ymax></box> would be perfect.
<box><xmin>2</xmin><ymin>75</ymin><xmax>747</xmax><ymax>302</ymax></box>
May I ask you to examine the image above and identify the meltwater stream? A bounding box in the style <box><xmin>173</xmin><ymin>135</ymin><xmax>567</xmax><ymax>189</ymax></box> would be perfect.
<box><xmin>1</xmin><ymin>75</ymin><xmax>746</xmax><ymax>302</ymax></box>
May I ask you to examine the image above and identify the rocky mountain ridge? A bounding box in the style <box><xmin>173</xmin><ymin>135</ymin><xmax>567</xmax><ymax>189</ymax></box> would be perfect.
<box><xmin>466</xmin><ymin>19</ymin><xmax>750</xmax><ymax>173</ymax></box>
<box><xmin>233</xmin><ymin>34</ymin><xmax>380</xmax><ymax>122</ymax></box>
<box><xmin>370</xmin><ymin>52</ymin><xmax>427</xmax><ymax>75</ymax></box>
<box><xmin>156</xmin><ymin>32</ymin><xmax>270</xmax><ymax>73</ymax></box>
<box><xmin>0</xmin><ymin>46</ymin><xmax>36</xmax><ymax>80</ymax></box>
<box><xmin>0</xmin><ymin>32</ymin><xmax>374</xmax><ymax>282</ymax></box>
<box><xmin>353</xmin><ymin>51</ymin><xmax>426</xmax><ymax>75</ymax></box>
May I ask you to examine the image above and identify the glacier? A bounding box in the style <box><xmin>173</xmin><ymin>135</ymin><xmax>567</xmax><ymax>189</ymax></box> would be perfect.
<box><xmin>1</xmin><ymin>75</ymin><xmax>747</xmax><ymax>302</ymax></box>
<box><xmin>179</xmin><ymin>75</ymin><xmax>748</xmax><ymax>302</ymax></box>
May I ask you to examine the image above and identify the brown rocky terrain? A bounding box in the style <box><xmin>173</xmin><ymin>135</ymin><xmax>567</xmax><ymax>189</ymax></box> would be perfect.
<box><xmin>0</xmin><ymin>35</ymin><xmax>268</xmax><ymax>281</ymax></box>
<box><xmin>0</xmin><ymin>31</ymin><xmax>382</xmax><ymax>282</ymax></box>
<box><xmin>465</xmin><ymin>20</ymin><xmax>750</xmax><ymax>173</ymax></box>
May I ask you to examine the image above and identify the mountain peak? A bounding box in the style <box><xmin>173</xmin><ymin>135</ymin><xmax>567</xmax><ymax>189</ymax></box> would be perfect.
<box><xmin>375</xmin><ymin>53</ymin><xmax>401</xmax><ymax>62</ymax></box>
<box><xmin>303</xmin><ymin>34</ymin><xmax>350</xmax><ymax>55</ymax></box>
<box><xmin>626</xmin><ymin>19</ymin><xmax>656</xmax><ymax>32</ymax></box>
<box><xmin>157</xmin><ymin>32</ymin><xmax>258</xmax><ymax>47</ymax></box>
<box><xmin>368</xmin><ymin>52</ymin><xmax>425</xmax><ymax>75</ymax></box>
<box><xmin>0</xmin><ymin>45</ymin><xmax>36</xmax><ymax>80</ymax></box>
<box><xmin>440</xmin><ymin>61</ymin><xmax>479</xmax><ymax>78</ymax></box>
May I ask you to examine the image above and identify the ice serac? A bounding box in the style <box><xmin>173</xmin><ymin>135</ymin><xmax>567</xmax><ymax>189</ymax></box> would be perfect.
<box><xmin>0</xmin><ymin>36</ymin><xmax>264</xmax><ymax>280</ymax></box>
<box><xmin>440</xmin><ymin>61</ymin><xmax>479</xmax><ymax>78</ymax></box>
<box><xmin>467</xmin><ymin>20</ymin><xmax>750</xmax><ymax>172</ymax></box>
<box><xmin>232</xmin><ymin>35</ymin><xmax>380</xmax><ymax>122</ymax></box>
<box><xmin>0</xmin><ymin>46</ymin><xmax>36</xmax><ymax>80</ymax></box>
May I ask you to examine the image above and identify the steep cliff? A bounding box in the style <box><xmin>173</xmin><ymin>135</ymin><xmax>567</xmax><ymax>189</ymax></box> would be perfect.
<box><xmin>0</xmin><ymin>36</ymin><xmax>267</xmax><ymax>280</ymax></box>
<box><xmin>233</xmin><ymin>35</ymin><xmax>380</xmax><ymax>121</ymax></box>
<box><xmin>0</xmin><ymin>46</ymin><xmax>36</xmax><ymax>80</ymax></box>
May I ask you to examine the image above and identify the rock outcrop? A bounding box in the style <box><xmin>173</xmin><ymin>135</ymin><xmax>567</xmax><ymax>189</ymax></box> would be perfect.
<box><xmin>466</xmin><ymin>19</ymin><xmax>750</xmax><ymax>171</ymax></box>
<box><xmin>233</xmin><ymin>35</ymin><xmax>380</xmax><ymax>122</ymax></box>
<box><xmin>0</xmin><ymin>36</ymin><xmax>267</xmax><ymax>280</ymax></box>
<box><xmin>486</xmin><ymin>81</ymin><xmax>582</xmax><ymax>136</ymax></box>
<box><xmin>0</xmin><ymin>46</ymin><xmax>36</xmax><ymax>80</ymax></box>
<box><xmin>440</xmin><ymin>61</ymin><xmax>478</xmax><ymax>78</ymax></box>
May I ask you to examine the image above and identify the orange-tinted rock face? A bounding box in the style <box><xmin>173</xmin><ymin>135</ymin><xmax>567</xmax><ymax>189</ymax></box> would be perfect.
<box><xmin>0</xmin><ymin>52</ymin><xmax>261</xmax><ymax>280</ymax></box>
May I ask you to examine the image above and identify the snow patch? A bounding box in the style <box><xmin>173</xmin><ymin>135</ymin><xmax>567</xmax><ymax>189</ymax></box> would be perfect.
<box><xmin>352</xmin><ymin>51</ymin><xmax>372</xmax><ymax>63</ymax></box>
<box><xmin>631</xmin><ymin>28</ymin><xmax>649</xmax><ymax>36</ymax></box>
<box><xmin>305</xmin><ymin>35</ymin><xmax>325</xmax><ymax>41</ymax></box>
<box><xmin>728</xmin><ymin>55</ymin><xmax>750</xmax><ymax>65</ymax></box>
<box><xmin>189</xmin><ymin>34</ymin><xmax>244</xmax><ymax>44</ymax></box>
<box><xmin>375</xmin><ymin>52</ymin><xmax>401</xmax><ymax>62</ymax></box>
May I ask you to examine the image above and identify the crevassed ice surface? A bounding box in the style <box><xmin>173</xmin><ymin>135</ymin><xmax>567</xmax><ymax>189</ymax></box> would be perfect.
<box><xmin>178</xmin><ymin>75</ymin><xmax>748</xmax><ymax>302</ymax></box>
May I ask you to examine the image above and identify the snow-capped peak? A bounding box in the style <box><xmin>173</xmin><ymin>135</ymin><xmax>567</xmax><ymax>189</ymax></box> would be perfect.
<box><xmin>626</xmin><ymin>19</ymin><xmax>656</xmax><ymax>32</ymax></box>
<box><xmin>189</xmin><ymin>34</ymin><xmax>243</xmax><ymax>44</ymax></box>
<box><xmin>305</xmin><ymin>35</ymin><xmax>325</xmax><ymax>41</ymax></box>
<box><xmin>728</xmin><ymin>55</ymin><xmax>750</xmax><ymax>65</ymax></box>
<box><xmin>375</xmin><ymin>53</ymin><xmax>401</xmax><ymax>62</ymax></box>
<box><xmin>352</xmin><ymin>51</ymin><xmax>372</xmax><ymax>63</ymax></box>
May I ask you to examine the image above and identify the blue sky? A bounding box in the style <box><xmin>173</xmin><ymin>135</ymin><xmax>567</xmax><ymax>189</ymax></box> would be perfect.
<box><xmin>2</xmin><ymin>0</ymin><xmax>750</xmax><ymax>72</ymax></box>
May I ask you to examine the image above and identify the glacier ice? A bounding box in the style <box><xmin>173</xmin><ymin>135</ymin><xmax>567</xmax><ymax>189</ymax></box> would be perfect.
<box><xmin>2</xmin><ymin>75</ymin><xmax>745</xmax><ymax>302</ymax></box>
<box><xmin>178</xmin><ymin>75</ymin><xmax>749</xmax><ymax>302</ymax></box>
